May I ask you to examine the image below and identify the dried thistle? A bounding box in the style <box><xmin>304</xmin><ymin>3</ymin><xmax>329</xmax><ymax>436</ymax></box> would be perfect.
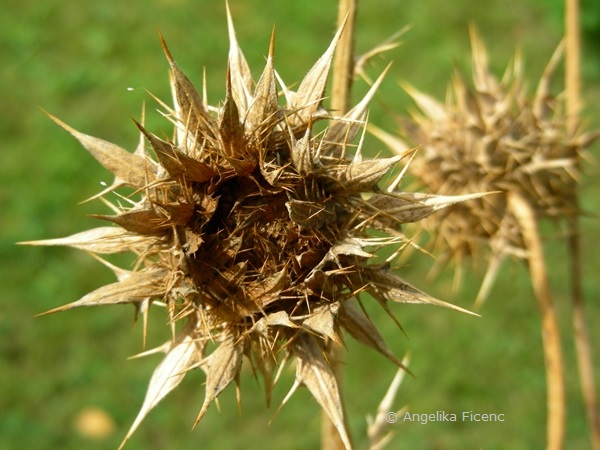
<box><xmin>374</xmin><ymin>28</ymin><xmax>600</xmax><ymax>450</ymax></box>
<box><xmin>23</xmin><ymin>10</ymin><xmax>482</xmax><ymax>449</ymax></box>
<box><xmin>375</xmin><ymin>29</ymin><xmax>599</xmax><ymax>302</ymax></box>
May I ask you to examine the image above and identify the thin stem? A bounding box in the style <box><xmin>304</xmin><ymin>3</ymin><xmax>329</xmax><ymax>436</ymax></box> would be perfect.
<box><xmin>570</xmin><ymin>214</ymin><xmax>600</xmax><ymax>450</ymax></box>
<box><xmin>565</xmin><ymin>0</ymin><xmax>581</xmax><ymax>131</ymax></box>
<box><xmin>331</xmin><ymin>0</ymin><xmax>357</xmax><ymax>116</ymax></box>
<box><xmin>509</xmin><ymin>192</ymin><xmax>566</xmax><ymax>450</ymax></box>
<box><xmin>322</xmin><ymin>1</ymin><xmax>357</xmax><ymax>449</ymax></box>
<box><xmin>565</xmin><ymin>1</ymin><xmax>600</xmax><ymax>448</ymax></box>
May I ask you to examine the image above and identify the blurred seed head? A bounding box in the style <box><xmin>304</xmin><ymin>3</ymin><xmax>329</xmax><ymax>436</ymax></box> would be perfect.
<box><xmin>375</xmin><ymin>29</ymin><xmax>599</xmax><ymax>303</ymax></box>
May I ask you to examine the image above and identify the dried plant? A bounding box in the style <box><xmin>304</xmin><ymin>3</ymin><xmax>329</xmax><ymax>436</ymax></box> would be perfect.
<box><xmin>21</xmin><ymin>8</ymin><xmax>483</xmax><ymax>450</ymax></box>
<box><xmin>374</xmin><ymin>28</ymin><xmax>600</xmax><ymax>450</ymax></box>
<box><xmin>376</xmin><ymin>29</ymin><xmax>598</xmax><ymax>302</ymax></box>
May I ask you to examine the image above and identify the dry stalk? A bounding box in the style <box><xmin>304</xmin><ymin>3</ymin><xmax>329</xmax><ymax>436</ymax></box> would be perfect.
<box><xmin>509</xmin><ymin>192</ymin><xmax>566</xmax><ymax>450</ymax></box>
<box><xmin>569</xmin><ymin>211</ymin><xmax>600</xmax><ymax>450</ymax></box>
<box><xmin>331</xmin><ymin>0</ymin><xmax>357</xmax><ymax>116</ymax></box>
<box><xmin>565</xmin><ymin>0</ymin><xmax>581</xmax><ymax>129</ymax></box>
<box><xmin>565</xmin><ymin>1</ymin><xmax>600</xmax><ymax>448</ymax></box>
<box><xmin>324</xmin><ymin>1</ymin><xmax>358</xmax><ymax>449</ymax></box>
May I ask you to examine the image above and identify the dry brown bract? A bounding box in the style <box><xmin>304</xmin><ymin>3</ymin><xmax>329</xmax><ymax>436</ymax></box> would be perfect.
<box><xmin>23</xmin><ymin>11</ymin><xmax>482</xmax><ymax>450</ymax></box>
<box><xmin>375</xmin><ymin>29</ymin><xmax>599</xmax><ymax>303</ymax></box>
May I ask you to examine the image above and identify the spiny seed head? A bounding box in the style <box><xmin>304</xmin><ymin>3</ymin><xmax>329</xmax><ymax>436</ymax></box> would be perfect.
<box><xmin>24</xmin><ymin>13</ymin><xmax>481</xmax><ymax>450</ymax></box>
<box><xmin>376</xmin><ymin>29</ymin><xmax>599</xmax><ymax>302</ymax></box>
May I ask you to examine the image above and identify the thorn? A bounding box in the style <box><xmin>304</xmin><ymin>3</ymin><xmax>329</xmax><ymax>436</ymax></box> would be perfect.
<box><xmin>268</xmin><ymin>25</ymin><xmax>276</xmax><ymax>59</ymax></box>
<box><xmin>225</xmin><ymin>0</ymin><xmax>236</xmax><ymax>44</ymax></box>
<box><xmin>387</xmin><ymin>148</ymin><xmax>417</xmax><ymax>193</ymax></box>
<box><xmin>202</xmin><ymin>66</ymin><xmax>208</xmax><ymax>111</ymax></box>
<box><xmin>158</xmin><ymin>31</ymin><xmax>175</xmax><ymax>66</ymax></box>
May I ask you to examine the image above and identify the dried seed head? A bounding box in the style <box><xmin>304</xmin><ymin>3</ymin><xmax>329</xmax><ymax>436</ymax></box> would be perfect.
<box><xmin>377</xmin><ymin>29</ymin><xmax>599</xmax><ymax>302</ymax></box>
<box><xmin>23</xmin><ymin>13</ymin><xmax>481</xmax><ymax>449</ymax></box>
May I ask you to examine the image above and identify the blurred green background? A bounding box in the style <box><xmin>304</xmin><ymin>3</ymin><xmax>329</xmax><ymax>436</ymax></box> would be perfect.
<box><xmin>2</xmin><ymin>0</ymin><xmax>600</xmax><ymax>449</ymax></box>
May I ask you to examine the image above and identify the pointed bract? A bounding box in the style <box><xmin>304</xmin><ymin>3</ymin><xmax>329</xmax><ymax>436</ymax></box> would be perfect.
<box><xmin>38</xmin><ymin>269</ymin><xmax>168</xmax><ymax>315</ymax></box>
<box><xmin>226</xmin><ymin>1</ymin><xmax>254</xmax><ymax>113</ymax></box>
<box><xmin>292</xmin><ymin>334</ymin><xmax>353</xmax><ymax>450</ymax></box>
<box><xmin>194</xmin><ymin>335</ymin><xmax>243</xmax><ymax>427</ymax></box>
<box><xmin>47</xmin><ymin>113</ymin><xmax>156</xmax><ymax>188</ymax></box>
<box><xmin>120</xmin><ymin>335</ymin><xmax>199</xmax><ymax>450</ymax></box>
<box><xmin>19</xmin><ymin>227</ymin><xmax>154</xmax><ymax>254</ymax></box>
<box><xmin>339</xmin><ymin>301</ymin><xmax>408</xmax><ymax>370</ymax></box>
<box><xmin>290</xmin><ymin>19</ymin><xmax>347</xmax><ymax>125</ymax></box>
<box><xmin>245</xmin><ymin>33</ymin><xmax>278</xmax><ymax>145</ymax></box>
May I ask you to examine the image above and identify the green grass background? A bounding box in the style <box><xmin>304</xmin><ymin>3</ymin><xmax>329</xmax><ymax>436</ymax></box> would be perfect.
<box><xmin>2</xmin><ymin>0</ymin><xmax>600</xmax><ymax>449</ymax></box>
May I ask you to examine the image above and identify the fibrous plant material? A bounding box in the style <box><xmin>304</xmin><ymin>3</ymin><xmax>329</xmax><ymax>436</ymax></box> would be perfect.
<box><xmin>22</xmin><ymin>9</ymin><xmax>482</xmax><ymax>450</ymax></box>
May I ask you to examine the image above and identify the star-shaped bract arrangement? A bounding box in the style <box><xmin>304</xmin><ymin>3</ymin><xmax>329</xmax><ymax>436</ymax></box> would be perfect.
<box><xmin>24</xmin><ymin>10</ymin><xmax>482</xmax><ymax>450</ymax></box>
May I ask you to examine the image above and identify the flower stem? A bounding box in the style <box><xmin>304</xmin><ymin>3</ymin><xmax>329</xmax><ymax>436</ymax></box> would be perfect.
<box><xmin>331</xmin><ymin>0</ymin><xmax>357</xmax><ymax>116</ymax></box>
<box><xmin>565</xmin><ymin>1</ymin><xmax>600</xmax><ymax>448</ymax></box>
<box><xmin>509</xmin><ymin>192</ymin><xmax>566</xmax><ymax>450</ymax></box>
<box><xmin>569</xmin><ymin>215</ymin><xmax>600</xmax><ymax>450</ymax></box>
<box><xmin>565</xmin><ymin>0</ymin><xmax>580</xmax><ymax>132</ymax></box>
